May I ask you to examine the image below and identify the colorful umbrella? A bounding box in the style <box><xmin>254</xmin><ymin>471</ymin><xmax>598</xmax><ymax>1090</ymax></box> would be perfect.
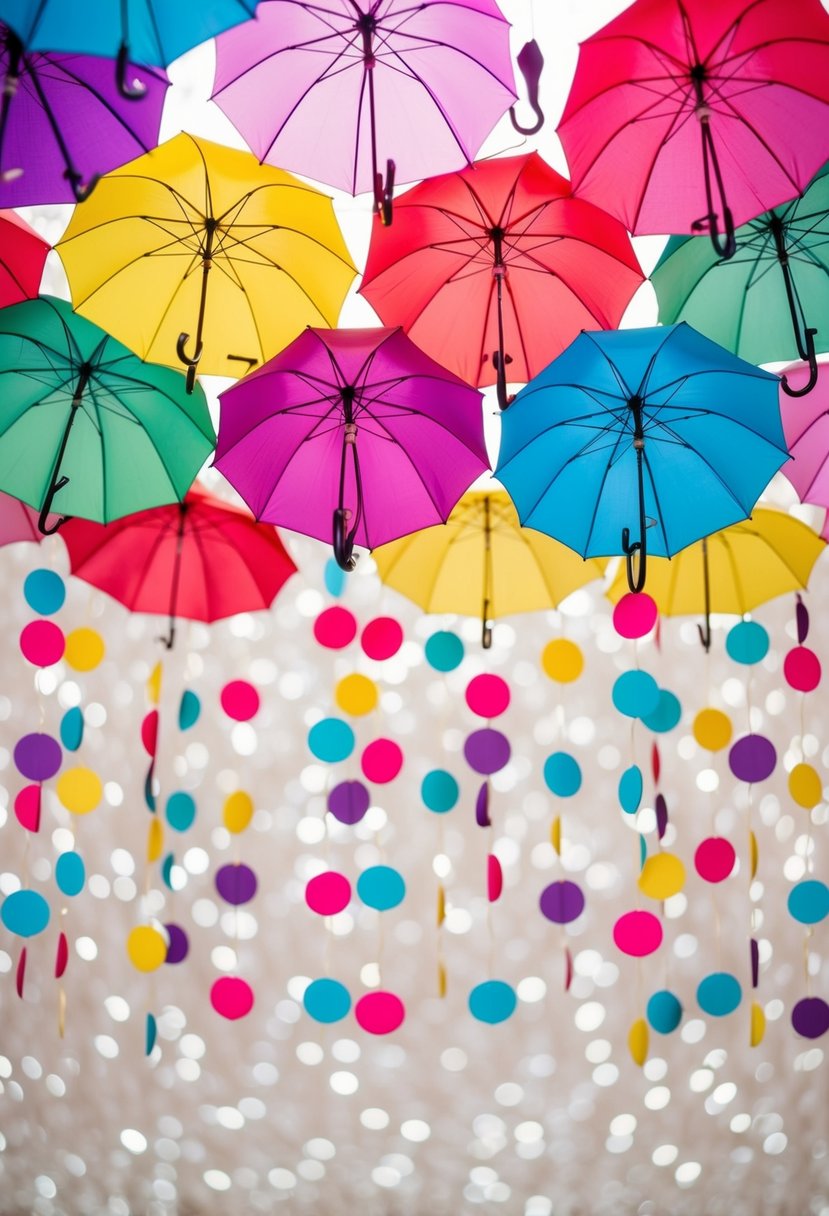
<box><xmin>373</xmin><ymin>490</ymin><xmax>606</xmax><ymax>647</ymax></box>
<box><xmin>0</xmin><ymin>25</ymin><xmax>167</xmax><ymax>203</ymax></box>
<box><xmin>495</xmin><ymin>324</ymin><xmax>787</xmax><ymax>593</ymax></box>
<box><xmin>779</xmin><ymin>357</ymin><xmax>829</xmax><ymax>508</ymax></box>
<box><xmin>652</xmin><ymin>163</ymin><xmax>829</xmax><ymax>397</ymax></box>
<box><xmin>212</xmin><ymin>0</ymin><xmax>515</xmax><ymax>223</ymax></box>
<box><xmin>61</xmin><ymin>483</ymin><xmax>297</xmax><ymax>648</ymax></box>
<box><xmin>606</xmin><ymin>508</ymin><xmax>826</xmax><ymax>649</ymax></box>
<box><xmin>56</xmin><ymin>133</ymin><xmax>357</xmax><ymax>391</ymax></box>
<box><xmin>0</xmin><ymin>296</ymin><xmax>215</xmax><ymax>533</ymax></box>
<box><xmin>215</xmin><ymin>326</ymin><xmax>489</xmax><ymax>571</ymax></box>
<box><xmin>557</xmin><ymin>0</ymin><xmax>829</xmax><ymax>257</ymax></box>
<box><xmin>0</xmin><ymin>209</ymin><xmax>48</xmax><ymax>306</ymax></box>
<box><xmin>360</xmin><ymin>153</ymin><xmax>644</xmax><ymax>410</ymax></box>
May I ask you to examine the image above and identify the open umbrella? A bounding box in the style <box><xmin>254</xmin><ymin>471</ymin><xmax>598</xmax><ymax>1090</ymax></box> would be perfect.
<box><xmin>56</xmin><ymin>133</ymin><xmax>357</xmax><ymax>391</ymax></box>
<box><xmin>61</xmin><ymin>483</ymin><xmax>297</xmax><ymax>649</ymax></box>
<box><xmin>0</xmin><ymin>209</ymin><xmax>48</xmax><ymax>306</ymax></box>
<box><xmin>0</xmin><ymin>296</ymin><xmax>215</xmax><ymax>534</ymax></box>
<box><xmin>360</xmin><ymin>153</ymin><xmax>644</xmax><ymax>410</ymax></box>
<box><xmin>557</xmin><ymin>0</ymin><xmax>829</xmax><ymax>258</ymax></box>
<box><xmin>0</xmin><ymin>25</ymin><xmax>167</xmax><ymax>203</ymax></box>
<box><xmin>779</xmin><ymin>356</ymin><xmax>829</xmax><ymax>509</ymax></box>
<box><xmin>652</xmin><ymin>163</ymin><xmax>829</xmax><ymax>397</ymax></box>
<box><xmin>215</xmin><ymin>326</ymin><xmax>489</xmax><ymax>571</ymax></box>
<box><xmin>495</xmin><ymin>324</ymin><xmax>787</xmax><ymax>593</ymax></box>
<box><xmin>373</xmin><ymin>490</ymin><xmax>606</xmax><ymax>648</ymax></box>
<box><xmin>212</xmin><ymin>0</ymin><xmax>515</xmax><ymax>223</ymax></box>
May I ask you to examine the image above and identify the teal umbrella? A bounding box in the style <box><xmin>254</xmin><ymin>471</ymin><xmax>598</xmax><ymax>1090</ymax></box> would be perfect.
<box><xmin>652</xmin><ymin>163</ymin><xmax>829</xmax><ymax>398</ymax></box>
<box><xmin>0</xmin><ymin>297</ymin><xmax>215</xmax><ymax>533</ymax></box>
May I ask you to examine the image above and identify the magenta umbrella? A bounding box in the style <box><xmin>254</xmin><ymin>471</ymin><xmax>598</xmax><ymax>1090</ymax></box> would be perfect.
<box><xmin>780</xmin><ymin>357</ymin><xmax>829</xmax><ymax>508</ymax></box>
<box><xmin>212</xmin><ymin>0</ymin><xmax>515</xmax><ymax>223</ymax></box>
<box><xmin>215</xmin><ymin>327</ymin><xmax>489</xmax><ymax>570</ymax></box>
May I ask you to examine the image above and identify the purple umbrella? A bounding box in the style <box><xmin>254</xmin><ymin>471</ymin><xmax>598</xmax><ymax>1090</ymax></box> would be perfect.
<box><xmin>215</xmin><ymin>327</ymin><xmax>489</xmax><ymax>570</ymax></box>
<box><xmin>212</xmin><ymin>0</ymin><xmax>515</xmax><ymax>223</ymax></box>
<box><xmin>0</xmin><ymin>26</ymin><xmax>167</xmax><ymax>203</ymax></box>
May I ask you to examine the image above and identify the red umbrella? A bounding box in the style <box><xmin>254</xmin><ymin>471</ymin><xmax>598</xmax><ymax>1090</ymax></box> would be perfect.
<box><xmin>0</xmin><ymin>210</ymin><xmax>48</xmax><ymax>308</ymax></box>
<box><xmin>360</xmin><ymin>153</ymin><xmax>643</xmax><ymax>409</ymax></box>
<box><xmin>61</xmin><ymin>483</ymin><xmax>297</xmax><ymax>648</ymax></box>
<box><xmin>557</xmin><ymin>0</ymin><xmax>829</xmax><ymax>258</ymax></box>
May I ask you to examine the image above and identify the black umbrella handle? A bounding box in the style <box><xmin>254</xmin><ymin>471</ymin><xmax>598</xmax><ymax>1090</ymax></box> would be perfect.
<box><xmin>333</xmin><ymin>421</ymin><xmax>363</xmax><ymax>571</ymax></box>
<box><xmin>0</xmin><ymin>31</ymin><xmax>23</xmax><ymax>182</ymax></box>
<box><xmin>374</xmin><ymin>158</ymin><xmax>395</xmax><ymax>226</ymax></box>
<box><xmin>25</xmin><ymin>56</ymin><xmax>101</xmax><ymax>202</ymax></box>
<box><xmin>38</xmin><ymin>476</ymin><xmax>71</xmax><ymax>535</ymax></box>
<box><xmin>509</xmin><ymin>39</ymin><xmax>545</xmax><ymax>136</ymax></box>
<box><xmin>696</xmin><ymin>534</ymin><xmax>712</xmax><ymax>652</ymax></box>
<box><xmin>621</xmin><ymin>438</ymin><xmax>647</xmax><ymax>593</ymax></box>
<box><xmin>691</xmin><ymin>82</ymin><xmax>736</xmax><ymax>260</ymax></box>
<box><xmin>116</xmin><ymin>42</ymin><xmax>147</xmax><ymax>100</ymax></box>
<box><xmin>781</xmin><ymin>328</ymin><xmax>819</xmax><ymax>396</ymax></box>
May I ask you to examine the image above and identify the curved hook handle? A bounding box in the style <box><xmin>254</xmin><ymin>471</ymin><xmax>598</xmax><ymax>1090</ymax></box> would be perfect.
<box><xmin>374</xmin><ymin>158</ymin><xmax>395</xmax><ymax>226</ymax></box>
<box><xmin>509</xmin><ymin>39</ymin><xmax>545</xmax><ymax>136</ymax></box>
<box><xmin>177</xmin><ymin>331</ymin><xmax>203</xmax><ymax>394</ymax></box>
<box><xmin>781</xmin><ymin>328</ymin><xmax>819</xmax><ymax>397</ymax></box>
<box><xmin>333</xmin><ymin>507</ymin><xmax>358</xmax><ymax>572</ymax></box>
<box><xmin>116</xmin><ymin>43</ymin><xmax>147</xmax><ymax>100</ymax></box>
<box><xmin>492</xmin><ymin>349</ymin><xmax>513</xmax><ymax>411</ymax></box>
<box><xmin>157</xmin><ymin>621</ymin><xmax>176</xmax><ymax>650</ymax></box>
<box><xmin>692</xmin><ymin>205</ymin><xmax>736</xmax><ymax>260</ymax></box>
<box><xmin>621</xmin><ymin>526</ymin><xmax>647</xmax><ymax>593</ymax></box>
<box><xmin>482</xmin><ymin>621</ymin><xmax>492</xmax><ymax>650</ymax></box>
<box><xmin>696</xmin><ymin>620</ymin><xmax>712</xmax><ymax>652</ymax></box>
<box><xmin>38</xmin><ymin>474</ymin><xmax>70</xmax><ymax>535</ymax></box>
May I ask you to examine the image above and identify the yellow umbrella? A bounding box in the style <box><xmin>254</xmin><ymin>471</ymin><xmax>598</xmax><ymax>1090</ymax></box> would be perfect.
<box><xmin>373</xmin><ymin>490</ymin><xmax>606</xmax><ymax>647</ymax></box>
<box><xmin>606</xmin><ymin>508</ymin><xmax>826</xmax><ymax>648</ymax></box>
<box><xmin>56</xmin><ymin>133</ymin><xmax>356</xmax><ymax>390</ymax></box>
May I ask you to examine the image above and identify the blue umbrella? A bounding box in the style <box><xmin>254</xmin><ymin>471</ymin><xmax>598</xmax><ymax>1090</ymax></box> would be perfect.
<box><xmin>495</xmin><ymin>324</ymin><xmax>787</xmax><ymax>593</ymax></box>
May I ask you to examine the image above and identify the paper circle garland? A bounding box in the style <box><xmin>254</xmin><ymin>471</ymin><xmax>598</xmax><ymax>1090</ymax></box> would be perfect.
<box><xmin>784</xmin><ymin>646</ymin><xmax>821</xmax><ymax>692</ymax></box>
<box><xmin>141</xmin><ymin>709</ymin><xmax>159</xmax><ymax>756</ymax></box>
<box><xmin>361</xmin><ymin>738</ymin><xmax>403</xmax><ymax>783</ymax></box>
<box><xmin>642</xmin><ymin>689</ymin><xmax>681</xmax><ymax>734</ymax></box>
<box><xmin>421</xmin><ymin>769</ymin><xmax>459</xmax><ymax>814</ymax></box>
<box><xmin>335</xmin><ymin>673</ymin><xmax>379</xmax><ymax>716</ymax></box>
<box><xmin>612</xmin><ymin>670</ymin><xmax>660</xmax><ymax>719</ymax></box>
<box><xmin>215</xmin><ymin>863</ymin><xmax>258</xmax><ymax>906</ymax></box>
<box><xmin>178</xmin><ymin>690</ymin><xmax>201</xmax><ymax>731</ymax></box>
<box><xmin>613</xmin><ymin>910</ymin><xmax>663</xmax><ymax>957</ymax></box>
<box><xmin>327</xmin><ymin>780</ymin><xmax>371</xmax><ymax>825</ymax></box>
<box><xmin>468</xmin><ymin>980</ymin><xmax>517</xmax><ymax>1024</ymax></box>
<box><xmin>55</xmin><ymin>851</ymin><xmax>85</xmax><ymax>897</ymax></box>
<box><xmin>14</xmin><ymin>732</ymin><xmax>61</xmax><ymax>782</ymax></box>
<box><xmin>314</xmin><ymin>606</ymin><xmax>357</xmax><ymax>650</ymax></box>
<box><xmin>306</xmin><ymin>871</ymin><xmax>351</xmax><ymax>916</ymax></box>
<box><xmin>1</xmin><ymin>888</ymin><xmax>50</xmax><ymax>937</ymax></box>
<box><xmin>20</xmin><ymin>620</ymin><xmax>65</xmax><ymax>667</ymax></box>
<box><xmin>612</xmin><ymin>592</ymin><xmax>658</xmax><ymax>639</ymax></box>
<box><xmin>541</xmin><ymin>638</ymin><xmax>584</xmax><ymax>683</ymax></box>
<box><xmin>164</xmin><ymin>922</ymin><xmax>189</xmax><ymax>964</ymax></box>
<box><xmin>694</xmin><ymin>837</ymin><xmax>736</xmax><ymax>883</ymax></box>
<box><xmin>425</xmin><ymin>630</ymin><xmax>464</xmax><ymax>672</ymax></box>
<box><xmin>211</xmin><ymin>976</ymin><xmax>254</xmax><ymax>1020</ymax></box>
<box><xmin>729</xmin><ymin>734</ymin><xmax>776</xmax><ymax>783</ymax></box>
<box><xmin>24</xmin><ymin>568</ymin><xmax>65</xmax><ymax>615</ymax></box>
<box><xmin>693</xmin><ymin>708</ymin><xmax>732</xmax><ymax>752</ymax></box>
<box><xmin>308</xmin><ymin>717</ymin><xmax>355</xmax><ymax>763</ymax></box>
<box><xmin>63</xmin><ymin>627</ymin><xmax>105</xmax><ymax>672</ymax></box>
<box><xmin>465</xmin><ymin>673</ymin><xmax>510</xmax><ymax>719</ymax></box>
<box><xmin>361</xmin><ymin>616</ymin><xmax>403</xmax><ymax>660</ymax></box>
<box><xmin>638</xmin><ymin>852</ymin><xmax>685</xmax><ymax>901</ymax></box>
<box><xmin>223</xmin><ymin>791</ymin><xmax>254</xmax><ymax>834</ymax></box>
<box><xmin>355</xmin><ymin>990</ymin><xmax>405</xmax><ymax>1034</ymax></box>
<box><xmin>324</xmin><ymin>557</ymin><xmax>346</xmax><ymax>597</ymax></box>
<box><xmin>791</xmin><ymin>997</ymin><xmax>829</xmax><ymax>1039</ymax></box>
<box><xmin>165</xmin><ymin>791</ymin><xmax>196</xmax><ymax>832</ymax></box>
<box><xmin>725</xmin><ymin>620</ymin><xmax>769</xmax><ymax>665</ymax></box>
<box><xmin>220</xmin><ymin>679</ymin><xmax>260</xmax><ymax>721</ymax></box>
<box><xmin>789</xmin><ymin>763</ymin><xmax>823</xmax><ymax>810</ymax></box>
<box><xmin>618</xmin><ymin>765</ymin><xmax>643</xmax><ymax>815</ymax></box>
<box><xmin>56</xmin><ymin>766</ymin><xmax>102</xmax><ymax>815</ymax></box>
<box><xmin>543</xmin><ymin>752</ymin><xmax>582</xmax><ymax>798</ymax></box>
<box><xmin>787</xmin><ymin>880</ymin><xmax>829</xmax><ymax>925</ymax></box>
<box><xmin>304</xmin><ymin>977</ymin><xmax>352</xmax><ymax>1024</ymax></box>
<box><xmin>697</xmin><ymin>972</ymin><xmax>742</xmax><ymax>1017</ymax></box>
<box><xmin>539</xmin><ymin>880</ymin><xmax>585</xmax><ymax>925</ymax></box>
<box><xmin>356</xmin><ymin>865</ymin><xmax>406</xmax><ymax>911</ymax></box>
<box><xmin>126</xmin><ymin>925</ymin><xmax>167</xmax><ymax>972</ymax></box>
<box><xmin>464</xmin><ymin>729</ymin><xmax>510</xmax><ymax>776</ymax></box>
<box><xmin>59</xmin><ymin>707</ymin><xmax>84</xmax><ymax>752</ymax></box>
<box><xmin>647</xmin><ymin>990</ymin><xmax>683</xmax><ymax>1034</ymax></box>
<box><xmin>14</xmin><ymin>785</ymin><xmax>41</xmax><ymax>832</ymax></box>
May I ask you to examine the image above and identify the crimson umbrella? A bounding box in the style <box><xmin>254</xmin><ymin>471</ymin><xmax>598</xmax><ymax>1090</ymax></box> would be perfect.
<box><xmin>60</xmin><ymin>483</ymin><xmax>297</xmax><ymax>648</ymax></box>
<box><xmin>360</xmin><ymin>152</ymin><xmax>644</xmax><ymax>409</ymax></box>
<box><xmin>557</xmin><ymin>0</ymin><xmax>829</xmax><ymax>258</ymax></box>
<box><xmin>0</xmin><ymin>209</ymin><xmax>48</xmax><ymax>306</ymax></box>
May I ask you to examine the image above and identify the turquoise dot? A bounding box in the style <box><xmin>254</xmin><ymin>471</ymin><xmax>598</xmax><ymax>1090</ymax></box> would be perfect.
<box><xmin>357</xmin><ymin>865</ymin><xmax>406</xmax><ymax>911</ymax></box>
<box><xmin>697</xmin><ymin>971</ymin><xmax>742</xmax><ymax>1017</ymax></box>
<box><xmin>639</xmin><ymin>832</ymin><xmax>647</xmax><ymax>869</ymax></box>
<box><xmin>424</xmin><ymin>630</ymin><xmax>464</xmax><ymax>672</ymax></box>
<box><xmin>618</xmin><ymin>765</ymin><xmax>643</xmax><ymax>815</ymax></box>
<box><xmin>60</xmin><ymin>706</ymin><xmax>84</xmax><ymax>752</ymax></box>
<box><xmin>647</xmin><ymin>989</ymin><xmax>683</xmax><ymax>1034</ymax></box>
<box><xmin>543</xmin><ymin>751</ymin><xmax>582</xmax><ymax>797</ymax></box>
<box><xmin>178</xmin><ymin>690</ymin><xmax>201</xmax><ymax>731</ymax></box>
<box><xmin>788</xmin><ymin>879</ymin><xmax>829</xmax><ymax>925</ymax></box>
<box><xmin>469</xmin><ymin>979</ymin><xmax>517</xmax><ymax>1024</ymax></box>
<box><xmin>324</xmin><ymin>558</ymin><xmax>347</xmax><ymax>598</ymax></box>
<box><xmin>304</xmin><ymin>977</ymin><xmax>351</xmax><ymax>1024</ymax></box>
<box><xmin>308</xmin><ymin>717</ymin><xmax>355</xmax><ymax>763</ymax></box>
<box><xmin>643</xmin><ymin>689</ymin><xmax>681</xmax><ymax>734</ymax></box>
<box><xmin>161</xmin><ymin>854</ymin><xmax>175</xmax><ymax>890</ymax></box>
<box><xmin>612</xmin><ymin>670</ymin><xmax>660</xmax><ymax>719</ymax></box>
<box><xmin>726</xmin><ymin>620</ymin><xmax>769</xmax><ymax>666</ymax></box>
<box><xmin>55</xmin><ymin>851</ymin><xmax>85</xmax><ymax>897</ymax></box>
<box><xmin>421</xmin><ymin>769</ymin><xmax>459</xmax><ymax>813</ymax></box>
<box><xmin>165</xmin><ymin>791</ymin><xmax>196</xmax><ymax>832</ymax></box>
<box><xmin>145</xmin><ymin>1012</ymin><xmax>157</xmax><ymax>1056</ymax></box>
<box><xmin>24</xmin><ymin>569</ymin><xmax>65</xmax><ymax>615</ymax></box>
<box><xmin>1</xmin><ymin>888</ymin><xmax>50</xmax><ymax>937</ymax></box>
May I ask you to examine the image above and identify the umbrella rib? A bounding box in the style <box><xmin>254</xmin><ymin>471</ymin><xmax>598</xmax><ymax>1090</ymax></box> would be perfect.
<box><xmin>641</xmin><ymin>445</ymin><xmax>672</xmax><ymax>555</ymax></box>
<box><xmin>579</xmin><ymin>427</ymin><xmax>628</xmax><ymax>555</ymax></box>
<box><xmin>33</xmin><ymin>55</ymin><xmax>163</xmax><ymax>151</ymax></box>
<box><xmin>70</xmin><ymin>516</ymin><xmax>173</xmax><ymax>611</ymax></box>
<box><xmin>357</xmin><ymin>408</ymin><xmax>451</xmax><ymax>524</ymax></box>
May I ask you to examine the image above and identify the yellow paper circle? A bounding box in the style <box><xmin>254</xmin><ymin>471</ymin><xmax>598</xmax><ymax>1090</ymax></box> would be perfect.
<box><xmin>64</xmin><ymin>627</ymin><xmax>105</xmax><ymax>672</ymax></box>
<box><xmin>693</xmin><ymin>707</ymin><xmax>732</xmax><ymax>752</ymax></box>
<box><xmin>638</xmin><ymin>852</ymin><xmax>686</xmax><ymax>901</ymax></box>
<box><xmin>224</xmin><ymin>790</ymin><xmax>254</xmax><ymax>834</ymax></box>
<box><xmin>789</xmin><ymin>763</ymin><xmax>822</xmax><ymax>810</ymax></box>
<box><xmin>542</xmin><ymin>639</ymin><xmax>584</xmax><ymax>684</ymax></box>
<box><xmin>750</xmin><ymin>1001</ymin><xmax>766</xmax><ymax>1047</ymax></box>
<box><xmin>146</xmin><ymin>661</ymin><xmax>163</xmax><ymax>706</ymax></box>
<box><xmin>334</xmin><ymin>673</ymin><xmax>379</xmax><ymax>716</ymax></box>
<box><xmin>628</xmin><ymin>1016</ymin><xmax>649</xmax><ymax>1067</ymax></box>
<box><xmin>126</xmin><ymin>925</ymin><xmax>167</xmax><ymax>973</ymax></box>
<box><xmin>147</xmin><ymin>818</ymin><xmax>163</xmax><ymax>863</ymax></box>
<box><xmin>56</xmin><ymin>766</ymin><xmax>102</xmax><ymax>815</ymax></box>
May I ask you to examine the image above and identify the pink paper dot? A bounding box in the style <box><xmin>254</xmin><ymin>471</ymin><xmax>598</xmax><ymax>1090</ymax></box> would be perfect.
<box><xmin>220</xmin><ymin>680</ymin><xmax>260</xmax><ymax>721</ymax></box>
<box><xmin>141</xmin><ymin>710</ymin><xmax>159</xmax><ymax>757</ymax></box>
<box><xmin>355</xmin><ymin>990</ymin><xmax>406</xmax><ymax>1035</ymax></box>
<box><xmin>613</xmin><ymin>592</ymin><xmax>658</xmax><ymax>640</ymax></box>
<box><xmin>361</xmin><ymin>738</ymin><xmax>404</xmax><ymax>784</ymax></box>
<box><xmin>465</xmin><ymin>673</ymin><xmax>511</xmax><ymax>719</ymax></box>
<box><xmin>487</xmin><ymin>854</ymin><xmax>503</xmax><ymax>902</ymax></box>
<box><xmin>210</xmin><ymin>975</ymin><xmax>254</xmax><ymax>1020</ymax></box>
<box><xmin>14</xmin><ymin>784</ymin><xmax>41</xmax><ymax>833</ymax></box>
<box><xmin>306</xmin><ymin>870</ymin><xmax>351</xmax><ymax>916</ymax></box>
<box><xmin>20</xmin><ymin>620</ymin><xmax>65</xmax><ymax>667</ymax></box>
<box><xmin>783</xmin><ymin>646</ymin><xmax>821</xmax><ymax>693</ymax></box>
<box><xmin>361</xmin><ymin>616</ymin><xmax>403</xmax><ymax>660</ymax></box>
<box><xmin>612</xmin><ymin>909</ymin><xmax>663</xmax><ymax>957</ymax></box>
<box><xmin>314</xmin><ymin>606</ymin><xmax>357</xmax><ymax>650</ymax></box>
<box><xmin>694</xmin><ymin>836</ymin><xmax>736</xmax><ymax>883</ymax></box>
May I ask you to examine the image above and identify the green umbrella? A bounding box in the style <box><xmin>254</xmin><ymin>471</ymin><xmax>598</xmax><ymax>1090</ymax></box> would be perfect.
<box><xmin>0</xmin><ymin>296</ymin><xmax>215</xmax><ymax>533</ymax></box>
<box><xmin>652</xmin><ymin>162</ymin><xmax>829</xmax><ymax>398</ymax></box>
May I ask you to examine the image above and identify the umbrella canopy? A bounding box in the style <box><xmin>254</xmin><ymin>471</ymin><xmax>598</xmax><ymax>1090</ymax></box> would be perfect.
<box><xmin>557</xmin><ymin>0</ymin><xmax>829</xmax><ymax>258</ymax></box>
<box><xmin>60</xmin><ymin>483</ymin><xmax>297</xmax><ymax>649</ymax></box>
<box><xmin>495</xmin><ymin>324</ymin><xmax>787</xmax><ymax>593</ymax></box>
<box><xmin>779</xmin><ymin>356</ymin><xmax>829</xmax><ymax>508</ymax></box>
<box><xmin>56</xmin><ymin>133</ymin><xmax>357</xmax><ymax>391</ymax></box>
<box><xmin>0</xmin><ymin>296</ymin><xmax>215</xmax><ymax>533</ymax></box>
<box><xmin>0</xmin><ymin>488</ymin><xmax>52</xmax><ymax>544</ymax></box>
<box><xmin>212</xmin><ymin>0</ymin><xmax>516</xmax><ymax>222</ymax></box>
<box><xmin>0</xmin><ymin>25</ymin><xmax>167</xmax><ymax>204</ymax></box>
<box><xmin>215</xmin><ymin>326</ymin><xmax>489</xmax><ymax>570</ymax></box>
<box><xmin>0</xmin><ymin>209</ymin><xmax>48</xmax><ymax>307</ymax></box>
<box><xmin>373</xmin><ymin>490</ymin><xmax>606</xmax><ymax>647</ymax></box>
<box><xmin>360</xmin><ymin>153</ymin><xmax>644</xmax><ymax>410</ymax></box>
<box><xmin>652</xmin><ymin>162</ymin><xmax>829</xmax><ymax>397</ymax></box>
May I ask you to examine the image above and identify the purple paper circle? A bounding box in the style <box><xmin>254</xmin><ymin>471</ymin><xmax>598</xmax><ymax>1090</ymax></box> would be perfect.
<box><xmin>14</xmin><ymin>732</ymin><xmax>62</xmax><ymax>782</ymax></box>
<box><xmin>791</xmin><ymin>997</ymin><xmax>829</xmax><ymax>1039</ymax></box>
<box><xmin>728</xmin><ymin>734</ymin><xmax>776</xmax><ymax>783</ymax></box>
<box><xmin>463</xmin><ymin>728</ymin><xmax>511</xmax><ymax>776</ymax></box>
<box><xmin>327</xmin><ymin>779</ymin><xmax>371</xmax><ymax>825</ymax></box>
<box><xmin>164</xmin><ymin>922</ymin><xmax>189</xmax><ymax>965</ymax></box>
<box><xmin>539</xmin><ymin>880</ymin><xmax>585</xmax><ymax>925</ymax></box>
<box><xmin>215</xmin><ymin>863</ymin><xmax>258</xmax><ymax>906</ymax></box>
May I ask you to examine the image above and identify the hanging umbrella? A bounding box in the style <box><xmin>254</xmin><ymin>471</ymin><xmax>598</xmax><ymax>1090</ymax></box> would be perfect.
<box><xmin>360</xmin><ymin>153</ymin><xmax>644</xmax><ymax>410</ymax></box>
<box><xmin>495</xmin><ymin>324</ymin><xmax>787</xmax><ymax>593</ymax></box>
<box><xmin>373</xmin><ymin>490</ymin><xmax>606</xmax><ymax>648</ymax></box>
<box><xmin>652</xmin><ymin>163</ymin><xmax>829</xmax><ymax>397</ymax></box>
<box><xmin>212</xmin><ymin>0</ymin><xmax>516</xmax><ymax>223</ymax></box>
<box><xmin>60</xmin><ymin>483</ymin><xmax>297</xmax><ymax>649</ymax></box>
<box><xmin>215</xmin><ymin>326</ymin><xmax>489</xmax><ymax>571</ymax></box>
<box><xmin>779</xmin><ymin>356</ymin><xmax>829</xmax><ymax>508</ymax></box>
<box><xmin>56</xmin><ymin>133</ymin><xmax>357</xmax><ymax>391</ymax></box>
<box><xmin>0</xmin><ymin>296</ymin><xmax>215</xmax><ymax>534</ymax></box>
<box><xmin>557</xmin><ymin>0</ymin><xmax>829</xmax><ymax>258</ymax></box>
<box><xmin>606</xmin><ymin>508</ymin><xmax>826</xmax><ymax>650</ymax></box>
<box><xmin>0</xmin><ymin>209</ymin><xmax>48</xmax><ymax>306</ymax></box>
<box><xmin>0</xmin><ymin>25</ymin><xmax>167</xmax><ymax>203</ymax></box>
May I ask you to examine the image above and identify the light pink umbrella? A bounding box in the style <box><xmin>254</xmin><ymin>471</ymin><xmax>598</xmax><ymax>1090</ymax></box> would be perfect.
<box><xmin>780</xmin><ymin>357</ymin><xmax>829</xmax><ymax>508</ymax></box>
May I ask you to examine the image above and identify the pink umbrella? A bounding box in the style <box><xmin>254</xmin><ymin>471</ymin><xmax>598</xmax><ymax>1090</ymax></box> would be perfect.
<box><xmin>0</xmin><ymin>490</ymin><xmax>56</xmax><ymax>545</ymax></box>
<box><xmin>780</xmin><ymin>357</ymin><xmax>829</xmax><ymax>508</ymax></box>
<box><xmin>214</xmin><ymin>327</ymin><xmax>489</xmax><ymax>570</ymax></box>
